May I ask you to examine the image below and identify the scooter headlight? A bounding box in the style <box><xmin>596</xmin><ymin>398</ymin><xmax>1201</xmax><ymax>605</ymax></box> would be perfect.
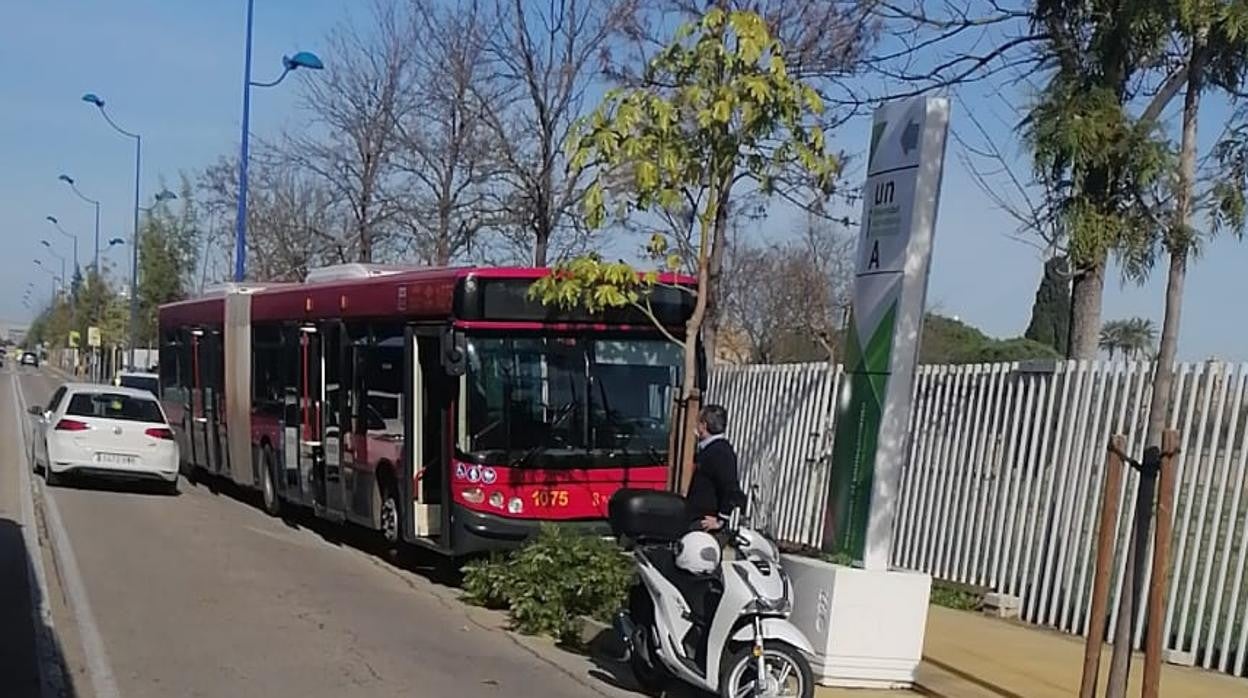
<box><xmin>746</xmin><ymin>594</ymin><xmax>792</xmax><ymax>615</ymax></box>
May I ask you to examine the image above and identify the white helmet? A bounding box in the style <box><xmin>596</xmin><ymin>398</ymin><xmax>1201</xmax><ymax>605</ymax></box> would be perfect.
<box><xmin>676</xmin><ymin>531</ymin><xmax>721</xmax><ymax>575</ymax></box>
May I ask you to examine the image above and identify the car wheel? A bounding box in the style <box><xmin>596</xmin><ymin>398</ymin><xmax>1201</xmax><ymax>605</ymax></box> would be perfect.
<box><xmin>162</xmin><ymin>477</ymin><xmax>179</xmax><ymax>496</ymax></box>
<box><xmin>261</xmin><ymin>447</ymin><xmax>281</xmax><ymax>516</ymax></box>
<box><xmin>30</xmin><ymin>440</ymin><xmax>42</xmax><ymax>475</ymax></box>
<box><xmin>380</xmin><ymin>483</ymin><xmax>399</xmax><ymax>545</ymax></box>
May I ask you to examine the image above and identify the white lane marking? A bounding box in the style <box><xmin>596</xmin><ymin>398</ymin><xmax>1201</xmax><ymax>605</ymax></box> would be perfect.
<box><xmin>16</xmin><ymin>373</ymin><xmax>122</xmax><ymax>698</ymax></box>
<box><xmin>11</xmin><ymin>371</ymin><xmax>56</xmax><ymax>697</ymax></box>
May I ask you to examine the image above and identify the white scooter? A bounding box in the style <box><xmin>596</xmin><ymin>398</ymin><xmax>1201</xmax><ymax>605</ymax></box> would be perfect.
<box><xmin>608</xmin><ymin>489</ymin><xmax>815</xmax><ymax>698</ymax></box>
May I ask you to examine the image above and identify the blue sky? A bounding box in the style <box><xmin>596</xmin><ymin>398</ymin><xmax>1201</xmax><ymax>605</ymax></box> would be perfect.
<box><xmin>2</xmin><ymin>1</ymin><xmax>1246</xmax><ymax>360</ymax></box>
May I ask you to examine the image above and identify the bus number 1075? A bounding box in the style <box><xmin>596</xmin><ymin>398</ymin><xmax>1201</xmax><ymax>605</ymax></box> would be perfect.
<box><xmin>531</xmin><ymin>490</ymin><xmax>570</xmax><ymax>508</ymax></box>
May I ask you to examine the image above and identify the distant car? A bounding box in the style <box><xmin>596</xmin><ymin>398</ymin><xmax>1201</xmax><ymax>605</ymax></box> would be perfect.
<box><xmin>29</xmin><ymin>383</ymin><xmax>179</xmax><ymax>493</ymax></box>
<box><xmin>114</xmin><ymin>371</ymin><xmax>160</xmax><ymax>397</ymax></box>
<box><xmin>19</xmin><ymin>352</ymin><xmax>38</xmax><ymax>367</ymax></box>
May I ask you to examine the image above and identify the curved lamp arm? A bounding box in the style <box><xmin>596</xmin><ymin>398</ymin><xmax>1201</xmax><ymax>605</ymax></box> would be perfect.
<box><xmin>59</xmin><ymin>175</ymin><xmax>101</xmax><ymax>206</ymax></box>
<box><xmin>83</xmin><ymin>94</ymin><xmax>140</xmax><ymax>141</ymax></box>
<box><xmin>45</xmin><ymin>217</ymin><xmax>77</xmax><ymax>243</ymax></box>
<box><xmin>251</xmin><ymin>52</ymin><xmax>324</xmax><ymax>88</ymax></box>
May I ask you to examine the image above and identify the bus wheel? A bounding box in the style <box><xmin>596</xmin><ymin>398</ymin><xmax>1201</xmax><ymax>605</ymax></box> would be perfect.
<box><xmin>380</xmin><ymin>481</ymin><xmax>400</xmax><ymax>545</ymax></box>
<box><xmin>261</xmin><ymin>447</ymin><xmax>281</xmax><ymax>516</ymax></box>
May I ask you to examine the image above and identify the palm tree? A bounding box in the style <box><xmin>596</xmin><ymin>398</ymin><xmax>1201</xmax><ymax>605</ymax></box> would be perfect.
<box><xmin>1099</xmin><ymin>317</ymin><xmax>1157</xmax><ymax>360</ymax></box>
<box><xmin>1120</xmin><ymin>317</ymin><xmax>1157</xmax><ymax>359</ymax></box>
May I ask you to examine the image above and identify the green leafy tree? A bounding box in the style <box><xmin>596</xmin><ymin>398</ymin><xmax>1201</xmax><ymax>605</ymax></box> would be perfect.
<box><xmin>1026</xmin><ymin>0</ymin><xmax>1174</xmax><ymax>359</ymax></box>
<box><xmin>528</xmin><ymin>8</ymin><xmax>840</xmax><ymax>480</ymax></box>
<box><xmin>137</xmin><ymin>179</ymin><xmax>200</xmax><ymax>346</ymax></box>
<box><xmin>920</xmin><ymin>314</ymin><xmax>1060</xmax><ymax>365</ymax></box>
<box><xmin>1098</xmin><ymin>316</ymin><xmax>1156</xmax><ymax>360</ymax></box>
<box><xmin>1063</xmin><ymin>4</ymin><xmax>1248</xmax><ymax>692</ymax></box>
<box><xmin>1024</xmin><ymin>255</ymin><xmax>1070</xmax><ymax>355</ymax></box>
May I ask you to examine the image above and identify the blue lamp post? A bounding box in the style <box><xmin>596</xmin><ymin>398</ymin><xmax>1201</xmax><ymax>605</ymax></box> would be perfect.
<box><xmin>45</xmin><ymin>216</ymin><xmax>80</xmax><ymax>280</ymax></box>
<box><xmin>57</xmin><ymin>175</ymin><xmax>101</xmax><ymax>272</ymax></box>
<box><xmin>236</xmin><ymin>0</ymin><xmax>323</xmax><ymax>281</ymax></box>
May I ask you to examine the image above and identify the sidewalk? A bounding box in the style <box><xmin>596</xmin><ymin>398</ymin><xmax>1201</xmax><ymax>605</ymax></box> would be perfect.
<box><xmin>849</xmin><ymin>605</ymin><xmax>1246</xmax><ymax>697</ymax></box>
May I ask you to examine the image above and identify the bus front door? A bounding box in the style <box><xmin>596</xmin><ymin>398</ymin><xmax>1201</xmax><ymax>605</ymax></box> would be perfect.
<box><xmin>189</xmin><ymin>331</ymin><xmax>213</xmax><ymax>474</ymax></box>
<box><xmin>321</xmin><ymin>322</ymin><xmax>347</xmax><ymax>520</ymax></box>
<box><xmin>284</xmin><ymin>325</ymin><xmax>324</xmax><ymax>508</ymax></box>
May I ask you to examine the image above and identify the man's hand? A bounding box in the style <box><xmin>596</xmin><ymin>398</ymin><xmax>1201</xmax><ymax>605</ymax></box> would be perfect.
<box><xmin>700</xmin><ymin>515</ymin><xmax>722</xmax><ymax>532</ymax></box>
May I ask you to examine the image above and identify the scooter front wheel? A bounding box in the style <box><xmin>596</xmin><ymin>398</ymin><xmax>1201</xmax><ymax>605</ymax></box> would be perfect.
<box><xmin>720</xmin><ymin>642</ymin><xmax>814</xmax><ymax>698</ymax></box>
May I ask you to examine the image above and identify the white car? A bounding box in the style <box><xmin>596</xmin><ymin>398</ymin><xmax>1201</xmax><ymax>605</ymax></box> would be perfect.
<box><xmin>29</xmin><ymin>383</ymin><xmax>179</xmax><ymax>493</ymax></box>
<box><xmin>113</xmin><ymin>370</ymin><xmax>160</xmax><ymax>397</ymax></box>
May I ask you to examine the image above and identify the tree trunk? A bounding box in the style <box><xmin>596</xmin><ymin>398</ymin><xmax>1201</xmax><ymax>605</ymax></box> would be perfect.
<box><xmin>1068</xmin><ymin>260</ymin><xmax>1106</xmax><ymax>359</ymax></box>
<box><xmin>673</xmin><ymin>174</ymin><xmax>722</xmax><ymax>494</ymax></box>
<box><xmin>702</xmin><ymin>182</ymin><xmax>732</xmax><ymax>366</ymax></box>
<box><xmin>1106</xmin><ymin>36</ymin><xmax>1203</xmax><ymax>698</ymax></box>
<box><xmin>533</xmin><ymin>231</ymin><xmax>549</xmax><ymax>267</ymax></box>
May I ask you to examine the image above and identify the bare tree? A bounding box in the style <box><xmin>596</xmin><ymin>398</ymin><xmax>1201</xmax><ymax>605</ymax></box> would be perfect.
<box><xmin>605</xmin><ymin>1</ymin><xmax>875</xmax><ymax>364</ymax></box>
<box><xmin>478</xmin><ymin>0</ymin><xmax>638</xmax><ymax>266</ymax></box>
<box><xmin>200</xmin><ymin>151</ymin><xmax>341</xmax><ymax>282</ymax></box>
<box><xmin>290</xmin><ymin>0</ymin><xmax>418</xmax><ymax>263</ymax></box>
<box><xmin>392</xmin><ymin>0</ymin><xmax>499</xmax><ymax>265</ymax></box>
<box><xmin>721</xmin><ymin>219</ymin><xmax>854</xmax><ymax>363</ymax></box>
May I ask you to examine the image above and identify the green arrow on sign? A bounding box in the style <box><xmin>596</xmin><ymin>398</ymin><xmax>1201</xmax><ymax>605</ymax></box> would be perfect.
<box><xmin>868</xmin><ymin>121</ymin><xmax>887</xmax><ymax>169</ymax></box>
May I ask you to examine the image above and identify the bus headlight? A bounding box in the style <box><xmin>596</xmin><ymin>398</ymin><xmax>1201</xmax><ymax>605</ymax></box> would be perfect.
<box><xmin>462</xmin><ymin>488</ymin><xmax>484</xmax><ymax>504</ymax></box>
<box><xmin>489</xmin><ymin>492</ymin><xmax>505</xmax><ymax>509</ymax></box>
<box><xmin>508</xmin><ymin>497</ymin><xmax>524</xmax><ymax>514</ymax></box>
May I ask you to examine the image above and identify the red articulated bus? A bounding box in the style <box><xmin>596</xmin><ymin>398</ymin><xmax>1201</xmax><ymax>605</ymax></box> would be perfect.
<box><xmin>157</xmin><ymin>264</ymin><xmax>700</xmax><ymax>555</ymax></box>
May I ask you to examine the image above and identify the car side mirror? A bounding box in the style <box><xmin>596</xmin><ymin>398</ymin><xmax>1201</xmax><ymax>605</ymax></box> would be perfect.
<box><xmin>27</xmin><ymin>405</ymin><xmax>43</xmax><ymax>416</ymax></box>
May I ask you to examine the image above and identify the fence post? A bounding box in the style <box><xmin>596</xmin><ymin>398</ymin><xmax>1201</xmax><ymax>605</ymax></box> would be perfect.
<box><xmin>1081</xmin><ymin>434</ymin><xmax>1126</xmax><ymax>698</ymax></box>
<box><xmin>1142</xmin><ymin>429</ymin><xmax>1179</xmax><ymax>698</ymax></box>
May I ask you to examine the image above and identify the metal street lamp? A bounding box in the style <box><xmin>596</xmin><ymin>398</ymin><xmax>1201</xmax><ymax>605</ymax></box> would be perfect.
<box><xmin>235</xmin><ymin>0</ymin><xmax>323</xmax><ymax>282</ymax></box>
<box><xmin>34</xmin><ymin>259</ymin><xmax>63</xmax><ymax>298</ymax></box>
<box><xmin>140</xmin><ymin>188</ymin><xmax>178</xmax><ymax>213</ymax></box>
<box><xmin>40</xmin><ymin>241</ymin><xmax>67</xmax><ymax>285</ymax></box>
<box><xmin>45</xmin><ymin>216</ymin><xmax>81</xmax><ymax>278</ymax></box>
<box><xmin>57</xmin><ymin>175</ymin><xmax>102</xmax><ymax>272</ymax></box>
<box><xmin>82</xmin><ymin>92</ymin><xmax>144</xmax><ymax>368</ymax></box>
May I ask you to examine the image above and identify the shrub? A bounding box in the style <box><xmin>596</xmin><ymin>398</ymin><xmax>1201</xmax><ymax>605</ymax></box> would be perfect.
<box><xmin>462</xmin><ymin>524</ymin><xmax>633</xmax><ymax>645</ymax></box>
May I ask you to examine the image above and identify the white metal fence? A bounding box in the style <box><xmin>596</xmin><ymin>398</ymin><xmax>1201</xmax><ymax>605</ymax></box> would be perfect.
<box><xmin>708</xmin><ymin>360</ymin><xmax>1248</xmax><ymax>678</ymax></box>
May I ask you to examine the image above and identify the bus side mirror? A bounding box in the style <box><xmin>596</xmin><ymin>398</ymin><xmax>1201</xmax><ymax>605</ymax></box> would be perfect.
<box><xmin>441</xmin><ymin>330</ymin><xmax>466</xmax><ymax>377</ymax></box>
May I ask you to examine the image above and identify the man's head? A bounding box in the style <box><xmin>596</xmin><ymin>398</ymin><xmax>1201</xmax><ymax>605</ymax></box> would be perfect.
<box><xmin>697</xmin><ymin>404</ymin><xmax>728</xmax><ymax>441</ymax></box>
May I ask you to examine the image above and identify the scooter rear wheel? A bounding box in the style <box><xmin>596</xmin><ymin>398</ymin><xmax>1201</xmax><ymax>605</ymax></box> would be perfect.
<box><xmin>629</xmin><ymin>627</ymin><xmax>669</xmax><ymax>696</ymax></box>
<box><xmin>720</xmin><ymin>642</ymin><xmax>813</xmax><ymax>698</ymax></box>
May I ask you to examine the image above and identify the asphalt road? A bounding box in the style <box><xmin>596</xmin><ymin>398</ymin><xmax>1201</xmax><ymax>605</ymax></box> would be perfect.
<box><xmin>0</xmin><ymin>365</ymin><xmax>649</xmax><ymax>698</ymax></box>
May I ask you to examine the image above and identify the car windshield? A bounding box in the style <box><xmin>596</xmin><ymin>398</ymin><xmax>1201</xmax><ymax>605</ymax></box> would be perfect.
<box><xmin>66</xmin><ymin>392</ymin><xmax>165</xmax><ymax>423</ymax></box>
<box><xmin>464</xmin><ymin>336</ymin><xmax>681</xmax><ymax>467</ymax></box>
<box><xmin>119</xmin><ymin>375</ymin><xmax>160</xmax><ymax>395</ymax></box>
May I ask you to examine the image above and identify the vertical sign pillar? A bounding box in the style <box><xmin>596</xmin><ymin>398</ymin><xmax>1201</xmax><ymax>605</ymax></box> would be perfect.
<box><xmin>823</xmin><ymin>96</ymin><xmax>950</xmax><ymax>570</ymax></box>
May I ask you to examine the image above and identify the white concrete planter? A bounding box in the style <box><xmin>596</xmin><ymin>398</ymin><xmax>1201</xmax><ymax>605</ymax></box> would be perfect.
<box><xmin>783</xmin><ymin>554</ymin><xmax>931</xmax><ymax>689</ymax></box>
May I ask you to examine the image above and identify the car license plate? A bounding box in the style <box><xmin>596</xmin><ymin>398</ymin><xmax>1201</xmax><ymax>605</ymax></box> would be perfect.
<box><xmin>95</xmin><ymin>453</ymin><xmax>137</xmax><ymax>466</ymax></box>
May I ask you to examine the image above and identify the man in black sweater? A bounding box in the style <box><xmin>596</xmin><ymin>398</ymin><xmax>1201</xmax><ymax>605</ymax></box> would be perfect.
<box><xmin>685</xmin><ymin>404</ymin><xmax>745</xmax><ymax>532</ymax></box>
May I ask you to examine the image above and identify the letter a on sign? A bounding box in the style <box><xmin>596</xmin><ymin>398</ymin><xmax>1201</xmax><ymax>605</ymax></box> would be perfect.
<box><xmin>867</xmin><ymin>240</ymin><xmax>881</xmax><ymax>270</ymax></box>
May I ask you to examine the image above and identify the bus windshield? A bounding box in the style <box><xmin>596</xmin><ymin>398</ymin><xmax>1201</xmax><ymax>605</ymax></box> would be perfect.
<box><xmin>464</xmin><ymin>336</ymin><xmax>682</xmax><ymax>467</ymax></box>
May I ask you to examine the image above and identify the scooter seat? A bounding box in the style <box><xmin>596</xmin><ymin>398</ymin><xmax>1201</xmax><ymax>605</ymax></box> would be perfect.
<box><xmin>640</xmin><ymin>547</ymin><xmax>722</xmax><ymax>623</ymax></box>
